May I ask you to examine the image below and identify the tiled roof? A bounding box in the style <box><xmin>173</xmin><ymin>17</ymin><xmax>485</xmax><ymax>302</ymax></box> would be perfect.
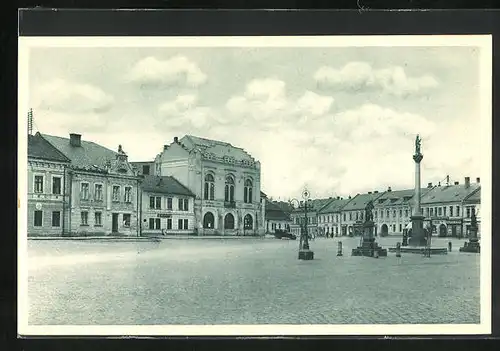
<box><xmin>342</xmin><ymin>192</ymin><xmax>384</xmax><ymax>211</ymax></box>
<box><xmin>374</xmin><ymin>188</ymin><xmax>432</xmax><ymax>207</ymax></box>
<box><xmin>28</xmin><ymin>134</ymin><xmax>70</xmax><ymax>163</ymax></box>
<box><xmin>421</xmin><ymin>183</ymin><xmax>480</xmax><ymax>204</ymax></box>
<box><xmin>41</xmin><ymin>133</ymin><xmax>120</xmax><ymax>171</ymax></box>
<box><xmin>265</xmin><ymin>200</ymin><xmax>290</xmax><ymax>221</ymax></box>
<box><xmin>464</xmin><ymin>187</ymin><xmax>481</xmax><ymax>204</ymax></box>
<box><xmin>273</xmin><ymin>201</ymin><xmax>294</xmax><ymax>214</ymax></box>
<box><xmin>260</xmin><ymin>191</ymin><xmax>268</xmax><ymax>198</ymax></box>
<box><xmin>180</xmin><ymin>135</ymin><xmax>255</xmax><ymax>162</ymax></box>
<box><xmin>318</xmin><ymin>198</ymin><xmax>351</xmax><ymax>214</ymax></box>
<box><xmin>140</xmin><ymin>175</ymin><xmax>195</xmax><ymax>197</ymax></box>
<box><xmin>293</xmin><ymin>198</ymin><xmax>334</xmax><ymax>213</ymax></box>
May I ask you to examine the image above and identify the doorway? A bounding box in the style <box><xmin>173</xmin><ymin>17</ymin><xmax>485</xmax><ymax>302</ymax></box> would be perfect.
<box><xmin>112</xmin><ymin>213</ymin><xmax>119</xmax><ymax>233</ymax></box>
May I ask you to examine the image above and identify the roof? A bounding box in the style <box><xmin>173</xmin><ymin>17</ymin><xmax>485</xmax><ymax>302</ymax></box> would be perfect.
<box><xmin>260</xmin><ymin>191</ymin><xmax>268</xmax><ymax>199</ymax></box>
<box><xmin>342</xmin><ymin>192</ymin><xmax>384</xmax><ymax>211</ymax></box>
<box><xmin>318</xmin><ymin>198</ymin><xmax>352</xmax><ymax>214</ymax></box>
<box><xmin>131</xmin><ymin>161</ymin><xmax>154</xmax><ymax>168</ymax></box>
<box><xmin>140</xmin><ymin>175</ymin><xmax>195</xmax><ymax>197</ymax></box>
<box><xmin>421</xmin><ymin>183</ymin><xmax>481</xmax><ymax>204</ymax></box>
<box><xmin>464</xmin><ymin>187</ymin><xmax>481</xmax><ymax>204</ymax></box>
<box><xmin>293</xmin><ymin>198</ymin><xmax>334</xmax><ymax>213</ymax></box>
<box><xmin>41</xmin><ymin>133</ymin><xmax>119</xmax><ymax>170</ymax></box>
<box><xmin>373</xmin><ymin>188</ymin><xmax>431</xmax><ymax>207</ymax></box>
<box><xmin>265</xmin><ymin>200</ymin><xmax>291</xmax><ymax>221</ymax></box>
<box><xmin>28</xmin><ymin>134</ymin><xmax>70</xmax><ymax>163</ymax></box>
<box><xmin>180</xmin><ymin>135</ymin><xmax>255</xmax><ymax>163</ymax></box>
<box><xmin>273</xmin><ymin>201</ymin><xmax>294</xmax><ymax>214</ymax></box>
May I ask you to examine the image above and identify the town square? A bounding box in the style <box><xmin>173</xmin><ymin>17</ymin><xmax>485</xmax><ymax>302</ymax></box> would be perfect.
<box><xmin>18</xmin><ymin>35</ymin><xmax>490</xmax><ymax>333</ymax></box>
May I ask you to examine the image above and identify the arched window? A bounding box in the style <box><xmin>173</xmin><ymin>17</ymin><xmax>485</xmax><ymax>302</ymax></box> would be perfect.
<box><xmin>224</xmin><ymin>213</ymin><xmax>235</xmax><ymax>229</ymax></box>
<box><xmin>244</xmin><ymin>214</ymin><xmax>253</xmax><ymax>229</ymax></box>
<box><xmin>244</xmin><ymin>179</ymin><xmax>253</xmax><ymax>203</ymax></box>
<box><xmin>225</xmin><ymin>175</ymin><xmax>235</xmax><ymax>202</ymax></box>
<box><xmin>203</xmin><ymin>212</ymin><xmax>215</xmax><ymax>229</ymax></box>
<box><xmin>204</xmin><ymin>174</ymin><xmax>215</xmax><ymax>200</ymax></box>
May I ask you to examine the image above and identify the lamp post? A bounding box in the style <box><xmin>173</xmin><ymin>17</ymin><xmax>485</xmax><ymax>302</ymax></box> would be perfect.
<box><xmin>290</xmin><ymin>188</ymin><xmax>314</xmax><ymax>260</ymax></box>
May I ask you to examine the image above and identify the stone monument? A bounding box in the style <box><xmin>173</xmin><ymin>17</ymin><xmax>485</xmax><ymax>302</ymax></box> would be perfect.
<box><xmin>459</xmin><ymin>208</ymin><xmax>480</xmax><ymax>253</ymax></box>
<box><xmin>352</xmin><ymin>201</ymin><xmax>387</xmax><ymax>257</ymax></box>
<box><xmin>409</xmin><ymin>134</ymin><xmax>427</xmax><ymax>247</ymax></box>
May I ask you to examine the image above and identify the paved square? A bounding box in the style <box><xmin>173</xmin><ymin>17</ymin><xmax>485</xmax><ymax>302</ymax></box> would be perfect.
<box><xmin>27</xmin><ymin>237</ymin><xmax>480</xmax><ymax>325</ymax></box>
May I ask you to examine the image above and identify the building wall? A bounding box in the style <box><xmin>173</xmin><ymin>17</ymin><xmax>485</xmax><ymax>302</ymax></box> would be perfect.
<box><xmin>374</xmin><ymin>205</ymin><xmax>412</xmax><ymax>235</ymax></box>
<box><xmin>266</xmin><ymin>219</ymin><xmax>292</xmax><ymax>233</ymax></box>
<box><xmin>289</xmin><ymin>211</ymin><xmax>318</xmax><ymax>237</ymax></box>
<box><xmin>141</xmin><ymin>191</ymin><xmax>195</xmax><ymax>235</ymax></box>
<box><xmin>27</xmin><ymin>159</ymin><xmax>67</xmax><ymax>236</ymax></box>
<box><xmin>157</xmin><ymin>145</ymin><xmax>264</xmax><ymax>236</ymax></box>
<box><xmin>67</xmin><ymin>170</ymin><xmax>140</xmax><ymax>236</ymax></box>
<box><xmin>317</xmin><ymin>212</ymin><xmax>342</xmax><ymax>237</ymax></box>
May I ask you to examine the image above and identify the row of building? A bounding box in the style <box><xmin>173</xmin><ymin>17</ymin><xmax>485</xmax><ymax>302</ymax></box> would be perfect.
<box><xmin>287</xmin><ymin>179</ymin><xmax>481</xmax><ymax>239</ymax></box>
<box><xmin>26</xmin><ymin>131</ymin><xmax>481</xmax><ymax>239</ymax></box>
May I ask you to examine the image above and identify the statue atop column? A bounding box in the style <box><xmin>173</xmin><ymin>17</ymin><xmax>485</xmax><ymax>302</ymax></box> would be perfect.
<box><xmin>415</xmin><ymin>134</ymin><xmax>422</xmax><ymax>155</ymax></box>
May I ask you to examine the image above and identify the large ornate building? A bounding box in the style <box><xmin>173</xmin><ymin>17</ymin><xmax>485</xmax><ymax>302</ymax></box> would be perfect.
<box><xmin>146</xmin><ymin>135</ymin><xmax>264</xmax><ymax>236</ymax></box>
<box><xmin>39</xmin><ymin>133</ymin><xmax>141</xmax><ymax>236</ymax></box>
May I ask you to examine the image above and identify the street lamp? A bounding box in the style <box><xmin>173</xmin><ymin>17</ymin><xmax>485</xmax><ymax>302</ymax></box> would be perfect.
<box><xmin>290</xmin><ymin>188</ymin><xmax>314</xmax><ymax>260</ymax></box>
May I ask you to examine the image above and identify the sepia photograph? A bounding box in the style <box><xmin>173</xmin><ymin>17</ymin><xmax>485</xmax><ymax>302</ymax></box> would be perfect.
<box><xmin>17</xmin><ymin>35</ymin><xmax>492</xmax><ymax>336</ymax></box>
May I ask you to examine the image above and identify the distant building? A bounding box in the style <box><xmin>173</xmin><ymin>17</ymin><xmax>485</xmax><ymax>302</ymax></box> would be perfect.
<box><xmin>420</xmin><ymin>177</ymin><xmax>481</xmax><ymax>238</ymax></box>
<box><xmin>340</xmin><ymin>192</ymin><xmax>385</xmax><ymax>236</ymax></box>
<box><xmin>463</xmin><ymin>183</ymin><xmax>481</xmax><ymax>238</ymax></box>
<box><xmin>140</xmin><ymin>175</ymin><xmax>195</xmax><ymax>235</ymax></box>
<box><xmin>40</xmin><ymin>133</ymin><xmax>141</xmax><ymax>236</ymax></box>
<box><xmin>27</xmin><ymin>133</ymin><xmax>71</xmax><ymax>236</ymax></box>
<box><xmin>289</xmin><ymin>198</ymin><xmax>333</xmax><ymax>237</ymax></box>
<box><xmin>153</xmin><ymin>135</ymin><xmax>264</xmax><ymax>236</ymax></box>
<box><xmin>131</xmin><ymin>161</ymin><xmax>154</xmax><ymax>176</ymax></box>
<box><xmin>264</xmin><ymin>199</ymin><xmax>292</xmax><ymax>234</ymax></box>
<box><xmin>373</xmin><ymin>186</ymin><xmax>432</xmax><ymax>236</ymax></box>
<box><xmin>317</xmin><ymin>197</ymin><xmax>352</xmax><ymax>237</ymax></box>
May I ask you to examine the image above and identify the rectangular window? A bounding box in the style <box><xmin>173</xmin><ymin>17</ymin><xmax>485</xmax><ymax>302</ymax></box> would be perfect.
<box><xmin>405</xmin><ymin>209</ymin><xmax>409</xmax><ymax>217</ymax></box>
<box><xmin>149</xmin><ymin>218</ymin><xmax>155</xmax><ymax>230</ymax></box>
<box><xmin>142</xmin><ymin>165</ymin><xmax>150</xmax><ymax>175</ymax></box>
<box><xmin>438</xmin><ymin>207</ymin><xmax>442</xmax><ymax>216</ymax></box>
<box><xmin>80</xmin><ymin>183</ymin><xmax>89</xmax><ymax>200</ymax></box>
<box><xmin>426</xmin><ymin>208</ymin><xmax>429</xmax><ymax>217</ymax></box>
<box><xmin>349</xmin><ymin>213</ymin><xmax>352</xmax><ymax>221</ymax></box>
<box><xmin>34</xmin><ymin>210</ymin><xmax>43</xmax><ymax>227</ymax></box>
<box><xmin>123</xmin><ymin>214</ymin><xmax>131</xmax><ymax>227</ymax></box>
<box><xmin>155</xmin><ymin>218</ymin><xmax>161</xmax><ymax>230</ymax></box>
<box><xmin>52</xmin><ymin>177</ymin><xmax>61</xmax><ymax>195</ymax></box>
<box><xmin>178</xmin><ymin>219</ymin><xmax>183</xmax><ymax>230</ymax></box>
<box><xmin>466</xmin><ymin>207</ymin><xmax>471</xmax><ymax>218</ymax></box>
<box><xmin>95</xmin><ymin>212</ymin><xmax>102</xmax><ymax>226</ymax></box>
<box><xmin>155</xmin><ymin>197</ymin><xmax>161</xmax><ymax>209</ymax></box>
<box><xmin>449</xmin><ymin>206</ymin><xmax>454</xmax><ymax>217</ymax></box>
<box><xmin>430</xmin><ymin>208</ymin><xmax>434</xmax><ymax>217</ymax></box>
<box><xmin>124</xmin><ymin>186</ymin><xmax>132</xmax><ymax>203</ymax></box>
<box><xmin>94</xmin><ymin>184</ymin><xmax>103</xmax><ymax>201</ymax></box>
<box><xmin>167</xmin><ymin>218</ymin><xmax>172</xmax><ymax>229</ymax></box>
<box><xmin>184</xmin><ymin>199</ymin><xmax>189</xmax><ymax>211</ymax></box>
<box><xmin>112</xmin><ymin>186</ymin><xmax>120</xmax><ymax>202</ymax></box>
<box><xmin>343</xmin><ymin>213</ymin><xmax>346</xmax><ymax>221</ymax></box>
<box><xmin>183</xmin><ymin>219</ymin><xmax>188</xmax><ymax>230</ymax></box>
<box><xmin>399</xmin><ymin>209</ymin><xmax>402</xmax><ymax>217</ymax></box>
<box><xmin>380</xmin><ymin>210</ymin><xmax>383</xmax><ymax>219</ymax></box>
<box><xmin>52</xmin><ymin>211</ymin><xmax>61</xmax><ymax>227</ymax></box>
<box><xmin>34</xmin><ymin>175</ymin><xmax>44</xmax><ymax>193</ymax></box>
<box><xmin>443</xmin><ymin>207</ymin><xmax>446</xmax><ymax>217</ymax></box>
<box><xmin>167</xmin><ymin>198</ymin><xmax>172</xmax><ymax>210</ymax></box>
<box><xmin>81</xmin><ymin>211</ymin><xmax>88</xmax><ymax>225</ymax></box>
<box><xmin>456</xmin><ymin>206</ymin><xmax>460</xmax><ymax>217</ymax></box>
<box><xmin>178</xmin><ymin>198</ymin><xmax>183</xmax><ymax>211</ymax></box>
<box><xmin>399</xmin><ymin>224</ymin><xmax>402</xmax><ymax>232</ymax></box>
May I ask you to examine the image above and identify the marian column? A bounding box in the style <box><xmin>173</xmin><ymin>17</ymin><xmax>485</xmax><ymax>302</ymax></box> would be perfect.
<box><xmin>409</xmin><ymin>135</ymin><xmax>427</xmax><ymax>247</ymax></box>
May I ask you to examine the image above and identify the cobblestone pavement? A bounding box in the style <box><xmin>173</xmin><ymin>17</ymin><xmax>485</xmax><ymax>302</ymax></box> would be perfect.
<box><xmin>27</xmin><ymin>236</ymin><xmax>480</xmax><ymax>325</ymax></box>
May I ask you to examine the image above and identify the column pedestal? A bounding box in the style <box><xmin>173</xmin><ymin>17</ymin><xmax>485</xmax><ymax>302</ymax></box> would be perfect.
<box><xmin>409</xmin><ymin>215</ymin><xmax>427</xmax><ymax>247</ymax></box>
<box><xmin>351</xmin><ymin>220</ymin><xmax>387</xmax><ymax>257</ymax></box>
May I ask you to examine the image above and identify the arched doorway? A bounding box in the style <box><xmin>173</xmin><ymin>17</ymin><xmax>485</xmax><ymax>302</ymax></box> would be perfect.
<box><xmin>381</xmin><ymin>224</ymin><xmax>389</xmax><ymax>237</ymax></box>
<box><xmin>203</xmin><ymin>212</ymin><xmax>215</xmax><ymax>229</ymax></box>
<box><xmin>439</xmin><ymin>224</ymin><xmax>447</xmax><ymax>237</ymax></box>
<box><xmin>224</xmin><ymin>213</ymin><xmax>235</xmax><ymax>229</ymax></box>
<box><xmin>244</xmin><ymin>214</ymin><xmax>253</xmax><ymax>229</ymax></box>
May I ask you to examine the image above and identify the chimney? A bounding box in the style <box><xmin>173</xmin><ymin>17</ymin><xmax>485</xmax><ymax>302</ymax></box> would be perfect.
<box><xmin>427</xmin><ymin>182</ymin><xmax>433</xmax><ymax>188</ymax></box>
<box><xmin>374</xmin><ymin>191</ymin><xmax>378</xmax><ymax>194</ymax></box>
<box><xmin>69</xmin><ymin>133</ymin><xmax>81</xmax><ymax>147</ymax></box>
<box><xmin>368</xmin><ymin>191</ymin><xmax>372</xmax><ymax>194</ymax></box>
<box><xmin>337</xmin><ymin>196</ymin><xmax>340</xmax><ymax>200</ymax></box>
<box><xmin>340</xmin><ymin>197</ymin><xmax>343</xmax><ymax>200</ymax></box>
<box><xmin>174</xmin><ymin>136</ymin><xmax>179</xmax><ymax>143</ymax></box>
<box><xmin>438</xmin><ymin>181</ymin><xmax>441</xmax><ymax>187</ymax></box>
<box><xmin>387</xmin><ymin>187</ymin><xmax>392</xmax><ymax>192</ymax></box>
<box><xmin>465</xmin><ymin>177</ymin><xmax>470</xmax><ymax>188</ymax></box>
<box><xmin>454</xmin><ymin>181</ymin><xmax>459</xmax><ymax>185</ymax></box>
<box><xmin>348</xmin><ymin>195</ymin><xmax>351</xmax><ymax>199</ymax></box>
<box><xmin>476</xmin><ymin>177</ymin><xmax>480</xmax><ymax>184</ymax></box>
<box><xmin>163</xmin><ymin>144</ymin><xmax>169</xmax><ymax>150</ymax></box>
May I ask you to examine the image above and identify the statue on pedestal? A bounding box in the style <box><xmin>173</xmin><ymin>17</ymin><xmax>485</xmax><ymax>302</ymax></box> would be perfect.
<box><xmin>415</xmin><ymin>134</ymin><xmax>421</xmax><ymax>155</ymax></box>
<box><xmin>365</xmin><ymin>200</ymin><xmax>374</xmax><ymax>222</ymax></box>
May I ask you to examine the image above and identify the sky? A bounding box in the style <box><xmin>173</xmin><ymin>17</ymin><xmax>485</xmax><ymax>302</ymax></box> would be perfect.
<box><xmin>27</xmin><ymin>43</ymin><xmax>483</xmax><ymax>200</ymax></box>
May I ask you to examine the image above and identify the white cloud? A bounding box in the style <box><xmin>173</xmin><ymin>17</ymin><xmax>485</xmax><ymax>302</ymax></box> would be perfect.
<box><xmin>226</xmin><ymin>78</ymin><xmax>335</xmax><ymax>129</ymax></box>
<box><xmin>314</xmin><ymin>61</ymin><xmax>439</xmax><ymax>97</ymax></box>
<box><xmin>34</xmin><ymin>78</ymin><xmax>114</xmax><ymax>114</ymax></box>
<box><xmin>127</xmin><ymin>56</ymin><xmax>207</xmax><ymax>88</ymax></box>
<box><xmin>157</xmin><ymin>94</ymin><xmax>214</xmax><ymax>130</ymax></box>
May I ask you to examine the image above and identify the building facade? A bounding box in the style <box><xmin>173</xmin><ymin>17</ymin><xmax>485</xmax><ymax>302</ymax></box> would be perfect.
<box><xmin>317</xmin><ymin>197</ymin><xmax>352</xmax><ymax>237</ymax></box>
<box><xmin>27</xmin><ymin>134</ymin><xmax>71</xmax><ymax>236</ymax></box>
<box><xmin>152</xmin><ymin>135</ymin><xmax>264</xmax><ymax>236</ymax></box>
<box><xmin>420</xmin><ymin>177</ymin><xmax>481</xmax><ymax>238</ymax></box>
<box><xmin>289</xmin><ymin>198</ymin><xmax>333</xmax><ymax>238</ymax></box>
<box><xmin>264</xmin><ymin>199</ymin><xmax>292</xmax><ymax>234</ymax></box>
<box><xmin>140</xmin><ymin>175</ymin><xmax>196</xmax><ymax>235</ymax></box>
<box><xmin>40</xmin><ymin>133</ymin><xmax>141</xmax><ymax>236</ymax></box>
<box><xmin>340</xmin><ymin>192</ymin><xmax>385</xmax><ymax>236</ymax></box>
